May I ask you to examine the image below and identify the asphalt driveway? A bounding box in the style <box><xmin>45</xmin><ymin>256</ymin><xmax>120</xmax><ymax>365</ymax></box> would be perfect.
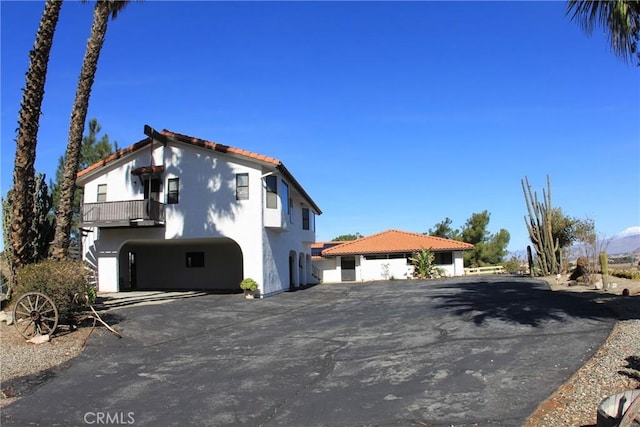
<box><xmin>2</xmin><ymin>276</ymin><xmax>616</xmax><ymax>426</ymax></box>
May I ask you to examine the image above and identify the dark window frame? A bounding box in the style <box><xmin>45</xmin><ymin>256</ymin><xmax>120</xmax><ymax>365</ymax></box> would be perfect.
<box><xmin>97</xmin><ymin>184</ymin><xmax>107</xmax><ymax>202</ymax></box>
<box><xmin>265</xmin><ymin>175</ymin><xmax>278</xmax><ymax>209</ymax></box>
<box><xmin>186</xmin><ymin>252</ymin><xmax>205</xmax><ymax>268</ymax></box>
<box><xmin>302</xmin><ymin>208</ymin><xmax>310</xmax><ymax>230</ymax></box>
<box><xmin>236</xmin><ymin>173</ymin><xmax>249</xmax><ymax>200</ymax></box>
<box><xmin>435</xmin><ymin>252</ymin><xmax>453</xmax><ymax>265</ymax></box>
<box><xmin>167</xmin><ymin>178</ymin><xmax>179</xmax><ymax>204</ymax></box>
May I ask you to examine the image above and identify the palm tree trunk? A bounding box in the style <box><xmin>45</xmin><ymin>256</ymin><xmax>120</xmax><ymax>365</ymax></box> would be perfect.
<box><xmin>11</xmin><ymin>0</ymin><xmax>63</xmax><ymax>269</ymax></box>
<box><xmin>52</xmin><ymin>1</ymin><xmax>112</xmax><ymax>260</ymax></box>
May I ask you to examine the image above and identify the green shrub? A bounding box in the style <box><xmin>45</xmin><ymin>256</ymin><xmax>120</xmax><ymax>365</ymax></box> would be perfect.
<box><xmin>502</xmin><ymin>257</ymin><xmax>521</xmax><ymax>274</ymax></box>
<box><xmin>14</xmin><ymin>259</ymin><xmax>94</xmax><ymax>321</ymax></box>
<box><xmin>239</xmin><ymin>278</ymin><xmax>258</xmax><ymax>292</ymax></box>
<box><xmin>410</xmin><ymin>247</ymin><xmax>445</xmax><ymax>279</ymax></box>
<box><xmin>611</xmin><ymin>269</ymin><xmax>640</xmax><ymax>281</ymax></box>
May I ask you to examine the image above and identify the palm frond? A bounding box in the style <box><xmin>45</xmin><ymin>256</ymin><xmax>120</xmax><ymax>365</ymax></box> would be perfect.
<box><xmin>566</xmin><ymin>0</ymin><xmax>640</xmax><ymax>64</ymax></box>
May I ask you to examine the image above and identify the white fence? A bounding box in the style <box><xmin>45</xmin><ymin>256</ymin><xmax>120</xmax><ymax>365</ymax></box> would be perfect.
<box><xmin>464</xmin><ymin>265</ymin><xmax>506</xmax><ymax>276</ymax></box>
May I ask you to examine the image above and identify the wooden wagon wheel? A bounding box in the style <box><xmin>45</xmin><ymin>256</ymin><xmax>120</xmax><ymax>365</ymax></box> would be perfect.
<box><xmin>617</xmin><ymin>394</ymin><xmax>640</xmax><ymax>427</ymax></box>
<box><xmin>12</xmin><ymin>292</ymin><xmax>59</xmax><ymax>339</ymax></box>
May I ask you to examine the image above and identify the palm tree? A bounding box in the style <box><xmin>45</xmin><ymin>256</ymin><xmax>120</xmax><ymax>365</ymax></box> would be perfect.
<box><xmin>567</xmin><ymin>0</ymin><xmax>640</xmax><ymax>65</ymax></box>
<box><xmin>11</xmin><ymin>0</ymin><xmax>63</xmax><ymax>269</ymax></box>
<box><xmin>52</xmin><ymin>0</ymin><xmax>130</xmax><ymax>260</ymax></box>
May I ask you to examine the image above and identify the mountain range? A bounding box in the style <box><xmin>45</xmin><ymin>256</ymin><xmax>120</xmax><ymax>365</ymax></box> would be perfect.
<box><xmin>510</xmin><ymin>226</ymin><xmax>640</xmax><ymax>259</ymax></box>
<box><xmin>606</xmin><ymin>226</ymin><xmax>640</xmax><ymax>255</ymax></box>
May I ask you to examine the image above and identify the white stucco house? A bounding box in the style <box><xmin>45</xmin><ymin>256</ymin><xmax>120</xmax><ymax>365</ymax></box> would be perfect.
<box><xmin>77</xmin><ymin>125</ymin><xmax>322</xmax><ymax>297</ymax></box>
<box><xmin>313</xmin><ymin>229</ymin><xmax>473</xmax><ymax>283</ymax></box>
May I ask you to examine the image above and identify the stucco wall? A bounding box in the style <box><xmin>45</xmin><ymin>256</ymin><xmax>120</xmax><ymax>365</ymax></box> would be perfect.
<box><xmin>261</xmin><ymin>177</ymin><xmax>316</xmax><ymax>296</ymax></box>
<box><xmin>315</xmin><ymin>250</ymin><xmax>467</xmax><ymax>284</ymax></box>
<box><xmin>359</xmin><ymin>257</ymin><xmax>413</xmax><ymax>281</ymax></box>
<box><xmin>452</xmin><ymin>251</ymin><xmax>465</xmax><ymax>276</ymax></box>
<box><xmin>313</xmin><ymin>258</ymin><xmax>338</xmax><ymax>283</ymax></box>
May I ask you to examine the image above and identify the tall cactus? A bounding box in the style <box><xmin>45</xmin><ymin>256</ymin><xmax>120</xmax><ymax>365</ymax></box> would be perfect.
<box><xmin>522</xmin><ymin>176</ymin><xmax>560</xmax><ymax>276</ymax></box>
<box><xmin>599</xmin><ymin>252</ymin><xmax>609</xmax><ymax>289</ymax></box>
<box><xmin>31</xmin><ymin>173</ymin><xmax>54</xmax><ymax>262</ymax></box>
<box><xmin>2</xmin><ymin>174</ymin><xmax>54</xmax><ymax>293</ymax></box>
<box><xmin>2</xmin><ymin>191</ymin><xmax>16</xmax><ymax>293</ymax></box>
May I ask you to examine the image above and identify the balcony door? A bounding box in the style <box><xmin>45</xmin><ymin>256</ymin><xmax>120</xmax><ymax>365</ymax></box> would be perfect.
<box><xmin>143</xmin><ymin>177</ymin><xmax>161</xmax><ymax>201</ymax></box>
<box><xmin>143</xmin><ymin>177</ymin><xmax>161</xmax><ymax>220</ymax></box>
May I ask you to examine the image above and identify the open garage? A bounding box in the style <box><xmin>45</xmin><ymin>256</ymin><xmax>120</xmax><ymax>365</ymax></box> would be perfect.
<box><xmin>118</xmin><ymin>238</ymin><xmax>243</xmax><ymax>292</ymax></box>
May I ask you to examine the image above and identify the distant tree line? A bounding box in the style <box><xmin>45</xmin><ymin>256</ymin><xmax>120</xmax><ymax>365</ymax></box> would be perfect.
<box><xmin>426</xmin><ymin>211</ymin><xmax>510</xmax><ymax>268</ymax></box>
<box><xmin>332</xmin><ymin>233</ymin><xmax>363</xmax><ymax>242</ymax></box>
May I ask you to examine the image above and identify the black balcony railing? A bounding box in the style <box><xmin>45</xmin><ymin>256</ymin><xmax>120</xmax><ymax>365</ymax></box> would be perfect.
<box><xmin>81</xmin><ymin>199</ymin><xmax>165</xmax><ymax>227</ymax></box>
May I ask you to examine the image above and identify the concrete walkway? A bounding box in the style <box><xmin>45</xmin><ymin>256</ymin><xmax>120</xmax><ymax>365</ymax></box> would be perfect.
<box><xmin>1</xmin><ymin>276</ymin><xmax>616</xmax><ymax>426</ymax></box>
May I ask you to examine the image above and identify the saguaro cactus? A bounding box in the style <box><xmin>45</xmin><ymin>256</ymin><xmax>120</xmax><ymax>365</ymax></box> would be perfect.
<box><xmin>522</xmin><ymin>176</ymin><xmax>560</xmax><ymax>276</ymax></box>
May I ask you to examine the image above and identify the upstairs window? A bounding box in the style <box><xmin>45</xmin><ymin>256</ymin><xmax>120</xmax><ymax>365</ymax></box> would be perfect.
<box><xmin>282</xmin><ymin>182</ymin><xmax>292</xmax><ymax>221</ymax></box>
<box><xmin>289</xmin><ymin>198</ymin><xmax>294</xmax><ymax>222</ymax></box>
<box><xmin>97</xmin><ymin>184</ymin><xmax>107</xmax><ymax>202</ymax></box>
<box><xmin>265</xmin><ymin>175</ymin><xmax>277</xmax><ymax>209</ymax></box>
<box><xmin>236</xmin><ymin>173</ymin><xmax>249</xmax><ymax>200</ymax></box>
<box><xmin>167</xmin><ymin>178</ymin><xmax>179</xmax><ymax>204</ymax></box>
<box><xmin>302</xmin><ymin>208</ymin><xmax>310</xmax><ymax>230</ymax></box>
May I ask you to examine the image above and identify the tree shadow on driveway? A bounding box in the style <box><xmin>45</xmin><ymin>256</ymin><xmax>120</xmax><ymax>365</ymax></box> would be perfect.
<box><xmin>430</xmin><ymin>276</ymin><xmax>636</xmax><ymax>327</ymax></box>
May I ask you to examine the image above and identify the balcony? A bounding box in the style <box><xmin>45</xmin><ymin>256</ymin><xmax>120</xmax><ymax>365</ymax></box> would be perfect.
<box><xmin>263</xmin><ymin>207</ymin><xmax>288</xmax><ymax>231</ymax></box>
<box><xmin>81</xmin><ymin>200</ymin><xmax>165</xmax><ymax>228</ymax></box>
<box><xmin>301</xmin><ymin>228</ymin><xmax>315</xmax><ymax>243</ymax></box>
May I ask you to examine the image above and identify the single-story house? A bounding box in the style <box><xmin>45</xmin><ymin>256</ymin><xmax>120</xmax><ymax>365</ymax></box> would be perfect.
<box><xmin>313</xmin><ymin>229</ymin><xmax>473</xmax><ymax>282</ymax></box>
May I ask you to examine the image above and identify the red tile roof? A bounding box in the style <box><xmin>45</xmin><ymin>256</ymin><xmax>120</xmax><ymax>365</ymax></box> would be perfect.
<box><xmin>321</xmin><ymin>229</ymin><xmax>473</xmax><ymax>256</ymax></box>
<box><xmin>163</xmin><ymin>130</ymin><xmax>282</xmax><ymax>166</ymax></box>
<box><xmin>77</xmin><ymin>137</ymin><xmax>152</xmax><ymax>178</ymax></box>
<box><xmin>76</xmin><ymin>126</ymin><xmax>321</xmax><ymax>214</ymax></box>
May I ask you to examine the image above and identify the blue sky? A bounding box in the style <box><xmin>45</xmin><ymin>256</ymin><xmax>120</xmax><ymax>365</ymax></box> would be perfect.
<box><xmin>1</xmin><ymin>1</ymin><xmax>638</xmax><ymax>253</ymax></box>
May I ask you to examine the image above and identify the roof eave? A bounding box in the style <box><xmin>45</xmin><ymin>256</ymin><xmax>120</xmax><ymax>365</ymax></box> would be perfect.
<box><xmin>323</xmin><ymin>246</ymin><xmax>474</xmax><ymax>256</ymax></box>
<box><xmin>276</xmin><ymin>164</ymin><xmax>322</xmax><ymax>215</ymax></box>
<box><xmin>76</xmin><ymin>137</ymin><xmax>152</xmax><ymax>185</ymax></box>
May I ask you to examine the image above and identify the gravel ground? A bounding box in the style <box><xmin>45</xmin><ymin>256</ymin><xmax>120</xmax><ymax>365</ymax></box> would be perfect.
<box><xmin>0</xmin><ymin>320</ymin><xmax>94</xmax><ymax>408</ymax></box>
<box><xmin>525</xmin><ymin>276</ymin><xmax>640</xmax><ymax>426</ymax></box>
<box><xmin>525</xmin><ymin>319</ymin><xmax>639</xmax><ymax>426</ymax></box>
<box><xmin>1</xmin><ymin>277</ymin><xmax>639</xmax><ymax>424</ymax></box>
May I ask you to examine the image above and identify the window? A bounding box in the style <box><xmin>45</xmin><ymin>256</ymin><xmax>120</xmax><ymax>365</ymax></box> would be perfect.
<box><xmin>236</xmin><ymin>173</ymin><xmax>249</xmax><ymax>200</ymax></box>
<box><xmin>363</xmin><ymin>253</ymin><xmax>411</xmax><ymax>260</ymax></box>
<box><xmin>97</xmin><ymin>184</ymin><xmax>107</xmax><ymax>202</ymax></box>
<box><xmin>387</xmin><ymin>253</ymin><xmax>408</xmax><ymax>259</ymax></box>
<box><xmin>435</xmin><ymin>252</ymin><xmax>453</xmax><ymax>265</ymax></box>
<box><xmin>186</xmin><ymin>252</ymin><xmax>204</xmax><ymax>268</ymax></box>
<box><xmin>167</xmin><ymin>178</ymin><xmax>179</xmax><ymax>204</ymax></box>
<box><xmin>265</xmin><ymin>175</ymin><xmax>277</xmax><ymax>209</ymax></box>
<box><xmin>289</xmin><ymin>198</ymin><xmax>293</xmax><ymax>222</ymax></box>
<box><xmin>302</xmin><ymin>208</ymin><xmax>310</xmax><ymax>230</ymax></box>
<box><xmin>282</xmin><ymin>182</ymin><xmax>291</xmax><ymax>220</ymax></box>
